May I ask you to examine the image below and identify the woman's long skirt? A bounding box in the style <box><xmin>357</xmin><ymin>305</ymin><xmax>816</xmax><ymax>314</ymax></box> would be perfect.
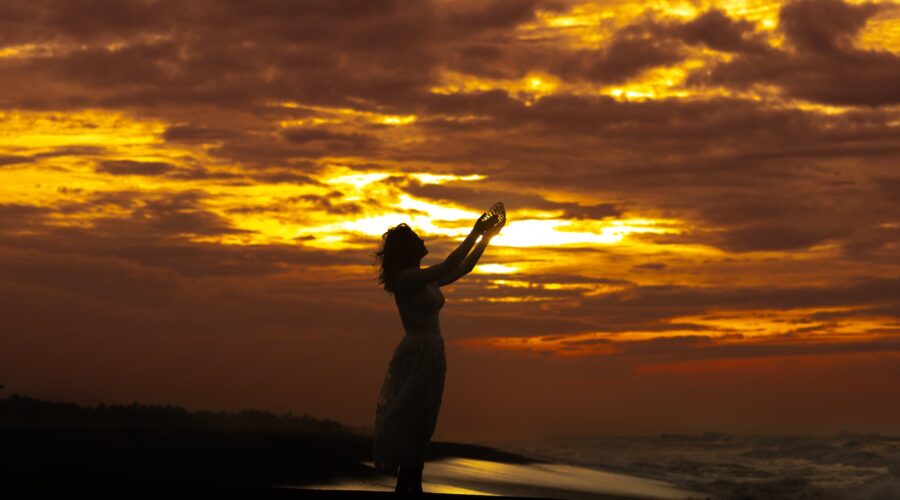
<box><xmin>373</xmin><ymin>333</ymin><xmax>446</xmax><ymax>475</ymax></box>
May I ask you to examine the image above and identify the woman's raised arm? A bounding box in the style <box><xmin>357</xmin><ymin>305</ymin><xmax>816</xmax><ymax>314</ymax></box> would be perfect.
<box><xmin>437</xmin><ymin>218</ymin><xmax>503</xmax><ymax>287</ymax></box>
<box><xmin>394</xmin><ymin>214</ymin><xmax>496</xmax><ymax>290</ymax></box>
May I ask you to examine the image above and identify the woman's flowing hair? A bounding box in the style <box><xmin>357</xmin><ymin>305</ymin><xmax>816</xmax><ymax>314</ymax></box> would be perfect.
<box><xmin>374</xmin><ymin>223</ymin><xmax>418</xmax><ymax>293</ymax></box>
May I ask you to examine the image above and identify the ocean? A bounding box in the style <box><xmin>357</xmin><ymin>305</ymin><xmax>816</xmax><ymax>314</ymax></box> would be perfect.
<box><xmin>478</xmin><ymin>434</ymin><xmax>900</xmax><ymax>499</ymax></box>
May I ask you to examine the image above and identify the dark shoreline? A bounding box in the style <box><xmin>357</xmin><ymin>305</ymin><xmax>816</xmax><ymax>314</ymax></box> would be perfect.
<box><xmin>0</xmin><ymin>394</ymin><xmax>564</xmax><ymax>497</ymax></box>
<box><xmin>0</xmin><ymin>428</ymin><xmax>551</xmax><ymax>494</ymax></box>
<box><xmin>0</xmin><ymin>396</ymin><xmax>702</xmax><ymax>499</ymax></box>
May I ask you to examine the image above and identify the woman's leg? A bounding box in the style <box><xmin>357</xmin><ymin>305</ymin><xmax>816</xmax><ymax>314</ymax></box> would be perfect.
<box><xmin>395</xmin><ymin>465</ymin><xmax>412</xmax><ymax>494</ymax></box>
<box><xmin>410</xmin><ymin>460</ymin><xmax>424</xmax><ymax>494</ymax></box>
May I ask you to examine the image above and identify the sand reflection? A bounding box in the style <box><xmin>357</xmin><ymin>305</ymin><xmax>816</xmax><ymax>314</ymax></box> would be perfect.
<box><xmin>302</xmin><ymin>458</ymin><xmax>705</xmax><ymax>498</ymax></box>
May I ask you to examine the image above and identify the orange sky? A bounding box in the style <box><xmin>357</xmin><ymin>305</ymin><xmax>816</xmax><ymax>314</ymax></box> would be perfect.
<box><xmin>1</xmin><ymin>0</ymin><xmax>899</xmax><ymax>441</ymax></box>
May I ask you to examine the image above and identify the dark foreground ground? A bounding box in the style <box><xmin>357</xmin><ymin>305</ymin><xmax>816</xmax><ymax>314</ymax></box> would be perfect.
<box><xmin>6</xmin><ymin>485</ymin><xmax>560</xmax><ymax>500</ymax></box>
<box><xmin>0</xmin><ymin>429</ymin><xmax>562</xmax><ymax>499</ymax></box>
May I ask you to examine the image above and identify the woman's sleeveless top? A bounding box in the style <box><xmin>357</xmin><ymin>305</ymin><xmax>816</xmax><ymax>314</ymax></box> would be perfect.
<box><xmin>394</xmin><ymin>282</ymin><xmax>444</xmax><ymax>334</ymax></box>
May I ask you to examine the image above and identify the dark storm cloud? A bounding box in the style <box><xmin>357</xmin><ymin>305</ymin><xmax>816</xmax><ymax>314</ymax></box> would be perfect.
<box><xmin>479</xmin><ymin>92</ymin><xmax>897</xmax><ymax>148</ymax></box>
<box><xmin>667</xmin><ymin>191</ymin><xmax>870</xmax><ymax>253</ymax></box>
<box><xmin>841</xmin><ymin>221</ymin><xmax>900</xmax><ymax>261</ymax></box>
<box><xmin>400</xmin><ymin>91</ymin><xmax>898</xmax><ymax>255</ymax></box>
<box><xmin>565</xmin><ymin>276</ymin><xmax>900</xmax><ymax>331</ymax></box>
<box><xmin>0</xmin><ymin>146</ymin><xmax>107</xmax><ymax>167</ymax></box>
<box><xmin>289</xmin><ymin>191</ymin><xmax>367</xmax><ymax>215</ymax></box>
<box><xmin>203</xmin><ymin>137</ymin><xmax>326</xmax><ymax>170</ymax></box>
<box><xmin>712</xmin><ymin>219</ymin><xmax>851</xmax><ymax>252</ymax></box>
<box><xmin>44</xmin><ymin>190</ymin><xmax>247</xmax><ymax>240</ymax></box>
<box><xmin>671</xmin><ymin>8</ymin><xmax>769</xmax><ymax>54</ymax></box>
<box><xmin>447</xmin><ymin>272</ymin><xmax>900</xmax><ymax>339</ymax></box>
<box><xmin>0</xmin><ymin>194</ymin><xmax>366</xmax><ymax>278</ymax></box>
<box><xmin>0</xmin><ymin>1</ymin><xmax>787</xmax><ymax>121</ymax></box>
<box><xmin>424</xmin><ymin>91</ymin><xmax>795</xmax><ymax>147</ymax></box>
<box><xmin>442</xmin><ymin>8</ymin><xmax>769</xmax><ymax>84</ymax></box>
<box><xmin>552</xmin><ymin>333</ymin><xmax>900</xmax><ymax>362</ymax></box>
<box><xmin>693</xmin><ymin>47</ymin><xmax>900</xmax><ymax>107</ymax></box>
<box><xmin>1</xmin><ymin>0</ymin><xmax>894</xmax><ymax>119</ymax></box>
<box><xmin>24</xmin><ymin>232</ymin><xmax>363</xmax><ymax>278</ymax></box>
<box><xmin>443</xmin><ymin>15</ymin><xmax>690</xmax><ymax>84</ymax></box>
<box><xmin>556</xmin><ymin>201</ymin><xmax>622</xmax><ymax>219</ymax></box>
<box><xmin>444</xmin><ymin>0</ymin><xmax>541</xmax><ymax>33</ymax></box>
<box><xmin>48</xmin><ymin>40</ymin><xmax>181</xmax><ymax>87</ymax></box>
<box><xmin>38</xmin><ymin>145</ymin><xmax>108</xmax><ymax>157</ymax></box>
<box><xmin>556</xmin><ymin>31</ymin><xmax>685</xmax><ymax>84</ymax></box>
<box><xmin>401</xmin><ymin>178</ymin><xmax>621</xmax><ymax>219</ymax></box>
<box><xmin>162</xmin><ymin>125</ymin><xmax>238</xmax><ymax>143</ymax></box>
<box><xmin>0</xmin><ymin>0</ymin><xmax>546</xmax><ymax>116</ymax></box>
<box><xmin>689</xmin><ymin>0</ymin><xmax>900</xmax><ymax>106</ymax></box>
<box><xmin>97</xmin><ymin>159</ymin><xmax>176</xmax><ymax>176</ymax></box>
<box><xmin>439</xmin><ymin>93</ymin><xmax>886</xmax><ymax>164</ymax></box>
<box><xmin>0</xmin><ymin>203</ymin><xmax>51</xmax><ymax>231</ymax></box>
<box><xmin>632</xmin><ymin>262</ymin><xmax>666</xmax><ymax>271</ymax></box>
<box><xmin>779</xmin><ymin>0</ymin><xmax>882</xmax><ymax>53</ymax></box>
<box><xmin>0</xmin><ymin>0</ymin><xmax>179</xmax><ymax>46</ymax></box>
<box><xmin>0</xmin><ymin>155</ymin><xmax>31</xmax><ymax>167</ymax></box>
<box><xmin>165</xmin><ymin>166</ymin><xmax>245</xmax><ymax>182</ymax></box>
<box><xmin>101</xmin><ymin>191</ymin><xmax>247</xmax><ymax>236</ymax></box>
<box><xmin>247</xmin><ymin>169</ymin><xmax>319</xmax><ymax>185</ymax></box>
<box><xmin>281</xmin><ymin>127</ymin><xmax>379</xmax><ymax>155</ymax></box>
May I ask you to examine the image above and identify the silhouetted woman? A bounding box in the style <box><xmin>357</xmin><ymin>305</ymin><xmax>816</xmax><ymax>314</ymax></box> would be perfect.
<box><xmin>373</xmin><ymin>213</ymin><xmax>504</xmax><ymax>496</ymax></box>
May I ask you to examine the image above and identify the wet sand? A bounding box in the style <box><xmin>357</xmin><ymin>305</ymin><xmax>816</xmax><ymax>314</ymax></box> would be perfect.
<box><xmin>304</xmin><ymin>457</ymin><xmax>706</xmax><ymax>499</ymax></box>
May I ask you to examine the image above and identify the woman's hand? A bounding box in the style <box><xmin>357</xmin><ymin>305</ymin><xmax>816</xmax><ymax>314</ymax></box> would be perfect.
<box><xmin>473</xmin><ymin>212</ymin><xmax>499</xmax><ymax>235</ymax></box>
<box><xmin>483</xmin><ymin>216</ymin><xmax>505</xmax><ymax>239</ymax></box>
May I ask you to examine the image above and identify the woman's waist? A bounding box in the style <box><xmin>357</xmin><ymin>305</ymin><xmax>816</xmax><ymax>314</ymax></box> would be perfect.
<box><xmin>403</xmin><ymin>325</ymin><xmax>442</xmax><ymax>336</ymax></box>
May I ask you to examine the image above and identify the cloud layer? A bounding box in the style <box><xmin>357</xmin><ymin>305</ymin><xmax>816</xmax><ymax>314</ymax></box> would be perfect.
<box><xmin>1</xmin><ymin>0</ymin><xmax>899</xmax><ymax>439</ymax></box>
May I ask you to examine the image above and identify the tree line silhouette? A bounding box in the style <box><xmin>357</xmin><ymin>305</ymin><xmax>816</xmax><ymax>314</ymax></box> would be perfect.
<box><xmin>0</xmin><ymin>394</ymin><xmax>350</xmax><ymax>434</ymax></box>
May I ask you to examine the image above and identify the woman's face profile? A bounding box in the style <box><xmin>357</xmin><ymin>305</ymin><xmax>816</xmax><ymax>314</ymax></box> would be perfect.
<box><xmin>414</xmin><ymin>232</ymin><xmax>428</xmax><ymax>257</ymax></box>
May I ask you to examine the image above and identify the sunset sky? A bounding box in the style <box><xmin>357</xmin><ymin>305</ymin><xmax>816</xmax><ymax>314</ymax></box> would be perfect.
<box><xmin>1</xmin><ymin>0</ymin><xmax>899</xmax><ymax>441</ymax></box>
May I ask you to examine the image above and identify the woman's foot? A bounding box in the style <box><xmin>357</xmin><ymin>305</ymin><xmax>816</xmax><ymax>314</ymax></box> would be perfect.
<box><xmin>395</xmin><ymin>465</ymin><xmax>414</xmax><ymax>496</ymax></box>
<box><xmin>394</xmin><ymin>485</ymin><xmax>412</xmax><ymax>495</ymax></box>
<box><xmin>410</xmin><ymin>462</ymin><xmax>424</xmax><ymax>496</ymax></box>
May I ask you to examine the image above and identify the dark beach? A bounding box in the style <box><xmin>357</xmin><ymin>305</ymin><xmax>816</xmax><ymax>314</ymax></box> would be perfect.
<box><xmin>3</xmin><ymin>395</ymin><xmax>704</xmax><ymax>499</ymax></box>
<box><xmin>0</xmin><ymin>429</ymin><xmax>547</xmax><ymax>498</ymax></box>
<box><xmin>3</xmin><ymin>429</ymin><xmax>668</xmax><ymax>499</ymax></box>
